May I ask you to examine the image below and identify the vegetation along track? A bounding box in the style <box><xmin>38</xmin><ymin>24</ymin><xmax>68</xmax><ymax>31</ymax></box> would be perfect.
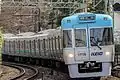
<box><xmin>2</xmin><ymin>62</ymin><xmax>39</xmax><ymax>80</ymax></box>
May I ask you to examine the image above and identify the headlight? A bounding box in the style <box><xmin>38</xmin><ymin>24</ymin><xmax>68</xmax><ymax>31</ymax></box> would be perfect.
<box><xmin>105</xmin><ymin>52</ymin><xmax>110</xmax><ymax>56</ymax></box>
<box><xmin>68</xmin><ymin>54</ymin><xmax>74</xmax><ymax>58</ymax></box>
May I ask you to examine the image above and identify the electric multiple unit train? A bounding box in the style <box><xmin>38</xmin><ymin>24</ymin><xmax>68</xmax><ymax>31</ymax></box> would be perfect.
<box><xmin>2</xmin><ymin>13</ymin><xmax>114</xmax><ymax>80</ymax></box>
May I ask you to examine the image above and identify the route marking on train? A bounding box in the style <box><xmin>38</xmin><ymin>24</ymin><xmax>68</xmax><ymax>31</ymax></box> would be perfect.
<box><xmin>91</xmin><ymin>52</ymin><xmax>103</xmax><ymax>56</ymax></box>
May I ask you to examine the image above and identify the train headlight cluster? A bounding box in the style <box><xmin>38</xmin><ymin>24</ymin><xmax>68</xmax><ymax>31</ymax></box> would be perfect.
<box><xmin>105</xmin><ymin>52</ymin><xmax>110</xmax><ymax>56</ymax></box>
<box><xmin>68</xmin><ymin>54</ymin><xmax>74</xmax><ymax>58</ymax></box>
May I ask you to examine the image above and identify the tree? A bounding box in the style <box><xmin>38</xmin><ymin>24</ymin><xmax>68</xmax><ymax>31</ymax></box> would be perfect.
<box><xmin>113</xmin><ymin>3</ymin><xmax>120</xmax><ymax>11</ymax></box>
<box><xmin>87</xmin><ymin>0</ymin><xmax>105</xmax><ymax>13</ymax></box>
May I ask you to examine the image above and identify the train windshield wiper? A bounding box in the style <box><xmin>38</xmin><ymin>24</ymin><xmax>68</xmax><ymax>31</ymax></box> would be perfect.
<box><xmin>90</xmin><ymin>37</ymin><xmax>102</xmax><ymax>50</ymax></box>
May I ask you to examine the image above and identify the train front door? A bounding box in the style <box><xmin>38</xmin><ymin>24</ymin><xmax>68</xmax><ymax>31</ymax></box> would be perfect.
<box><xmin>74</xmin><ymin>25</ymin><xmax>89</xmax><ymax>61</ymax></box>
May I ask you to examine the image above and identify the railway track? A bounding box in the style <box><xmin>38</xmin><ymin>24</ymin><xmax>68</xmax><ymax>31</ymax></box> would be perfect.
<box><xmin>4</xmin><ymin>61</ymin><xmax>120</xmax><ymax>80</ymax></box>
<box><xmin>2</xmin><ymin>62</ymin><xmax>39</xmax><ymax>80</ymax></box>
<box><xmin>2</xmin><ymin>61</ymin><xmax>70</xmax><ymax>80</ymax></box>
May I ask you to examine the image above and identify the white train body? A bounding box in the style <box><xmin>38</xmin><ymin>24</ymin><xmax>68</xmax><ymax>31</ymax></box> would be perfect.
<box><xmin>3</xmin><ymin>29</ymin><xmax>63</xmax><ymax>61</ymax></box>
<box><xmin>61</xmin><ymin>13</ymin><xmax>114</xmax><ymax>79</ymax></box>
<box><xmin>3</xmin><ymin>13</ymin><xmax>114</xmax><ymax>79</ymax></box>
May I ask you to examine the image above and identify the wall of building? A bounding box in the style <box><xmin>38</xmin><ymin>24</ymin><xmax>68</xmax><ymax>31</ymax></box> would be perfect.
<box><xmin>114</xmin><ymin>12</ymin><xmax>120</xmax><ymax>30</ymax></box>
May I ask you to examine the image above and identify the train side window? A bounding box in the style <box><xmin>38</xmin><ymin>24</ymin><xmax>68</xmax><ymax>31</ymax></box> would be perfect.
<box><xmin>63</xmin><ymin>30</ymin><xmax>72</xmax><ymax>48</ymax></box>
<box><xmin>75</xmin><ymin>29</ymin><xmax>86</xmax><ymax>47</ymax></box>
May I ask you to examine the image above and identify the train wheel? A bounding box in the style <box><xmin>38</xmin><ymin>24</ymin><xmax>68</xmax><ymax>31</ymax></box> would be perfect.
<box><xmin>41</xmin><ymin>59</ymin><xmax>44</xmax><ymax>66</ymax></box>
<box><xmin>36</xmin><ymin>59</ymin><xmax>39</xmax><ymax>65</ymax></box>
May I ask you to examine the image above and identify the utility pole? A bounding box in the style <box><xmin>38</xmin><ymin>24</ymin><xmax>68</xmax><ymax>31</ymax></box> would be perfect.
<box><xmin>104</xmin><ymin>0</ymin><xmax>113</xmax><ymax>15</ymax></box>
<box><xmin>34</xmin><ymin>8</ymin><xmax>40</xmax><ymax>32</ymax></box>
<box><xmin>111</xmin><ymin>0</ymin><xmax>114</xmax><ymax>29</ymax></box>
<box><xmin>0</xmin><ymin>0</ymin><xmax>1</xmax><ymax>14</ymax></box>
<box><xmin>38</xmin><ymin>8</ymin><xmax>40</xmax><ymax>32</ymax></box>
<box><xmin>84</xmin><ymin>0</ymin><xmax>88</xmax><ymax>12</ymax></box>
<box><xmin>34</xmin><ymin>9</ymin><xmax>37</xmax><ymax>32</ymax></box>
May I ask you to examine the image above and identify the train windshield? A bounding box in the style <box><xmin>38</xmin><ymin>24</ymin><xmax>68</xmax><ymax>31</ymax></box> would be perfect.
<box><xmin>75</xmin><ymin>29</ymin><xmax>86</xmax><ymax>47</ymax></box>
<box><xmin>90</xmin><ymin>27</ymin><xmax>114</xmax><ymax>46</ymax></box>
<box><xmin>63</xmin><ymin>30</ymin><xmax>72</xmax><ymax>48</ymax></box>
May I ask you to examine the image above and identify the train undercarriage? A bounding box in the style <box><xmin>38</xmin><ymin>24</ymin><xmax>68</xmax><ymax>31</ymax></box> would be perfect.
<box><xmin>2</xmin><ymin>54</ymin><xmax>101</xmax><ymax>80</ymax></box>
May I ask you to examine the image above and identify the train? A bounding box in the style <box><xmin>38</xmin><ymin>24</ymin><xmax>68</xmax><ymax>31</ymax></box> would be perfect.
<box><xmin>2</xmin><ymin>13</ymin><xmax>114</xmax><ymax>80</ymax></box>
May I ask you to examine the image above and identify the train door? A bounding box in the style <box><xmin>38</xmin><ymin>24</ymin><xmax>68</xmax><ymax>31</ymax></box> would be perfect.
<box><xmin>74</xmin><ymin>26</ymin><xmax>89</xmax><ymax>61</ymax></box>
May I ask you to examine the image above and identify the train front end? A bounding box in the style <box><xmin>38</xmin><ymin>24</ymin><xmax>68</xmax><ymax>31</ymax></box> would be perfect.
<box><xmin>61</xmin><ymin>13</ymin><xmax>114</xmax><ymax>79</ymax></box>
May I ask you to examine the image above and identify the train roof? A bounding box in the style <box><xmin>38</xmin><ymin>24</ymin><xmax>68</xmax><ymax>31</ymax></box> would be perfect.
<box><xmin>61</xmin><ymin>13</ymin><xmax>113</xmax><ymax>29</ymax></box>
<box><xmin>3</xmin><ymin>33</ymin><xmax>16</xmax><ymax>38</ymax></box>
<box><xmin>4</xmin><ymin>29</ymin><xmax>61</xmax><ymax>40</ymax></box>
<box><xmin>16</xmin><ymin>32</ymin><xmax>35</xmax><ymax>36</ymax></box>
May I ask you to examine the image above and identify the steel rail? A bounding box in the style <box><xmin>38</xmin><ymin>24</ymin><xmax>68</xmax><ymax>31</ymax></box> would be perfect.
<box><xmin>2</xmin><ymin>62</ymin><xmax>38</xmax><ymax>80</ymax></box>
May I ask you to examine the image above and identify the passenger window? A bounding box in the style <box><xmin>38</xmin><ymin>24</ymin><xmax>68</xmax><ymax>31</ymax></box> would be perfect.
<box><xmin>90</xmin><ymin>28</ymin><xmax>114</xmax><ymax>46</ymax></box>
<box><xmin>75</xmin><ymin>29</ymin><xmax>86</xmax><ymax>47</ymax></box>
<box><xmin>63</xmin><ymin>30</ymin><xmax>72</xmax><ymax>48</ymax></box>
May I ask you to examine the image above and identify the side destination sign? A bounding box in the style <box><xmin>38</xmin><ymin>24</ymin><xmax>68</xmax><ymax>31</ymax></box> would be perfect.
<box><xmin>91</xmin><ymin>52</ymin><xmax>103</xmax><ymax>56</ymax></box>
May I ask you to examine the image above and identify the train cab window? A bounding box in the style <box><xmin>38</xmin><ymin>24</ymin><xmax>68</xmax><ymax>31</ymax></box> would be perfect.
<box><xmin>75</xmin><ymin>29</ymin><xmax>86</xmax><ymax>47</ymax></box>
<box><xmin>63</xmin><ymin>30</ymin><xmax>72</xmax><ymax>48</ymax></box>
<box><xmin>90</xmin><ymin>27</ymin><xmax>114</xmax><ymax>46</ymax></box>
